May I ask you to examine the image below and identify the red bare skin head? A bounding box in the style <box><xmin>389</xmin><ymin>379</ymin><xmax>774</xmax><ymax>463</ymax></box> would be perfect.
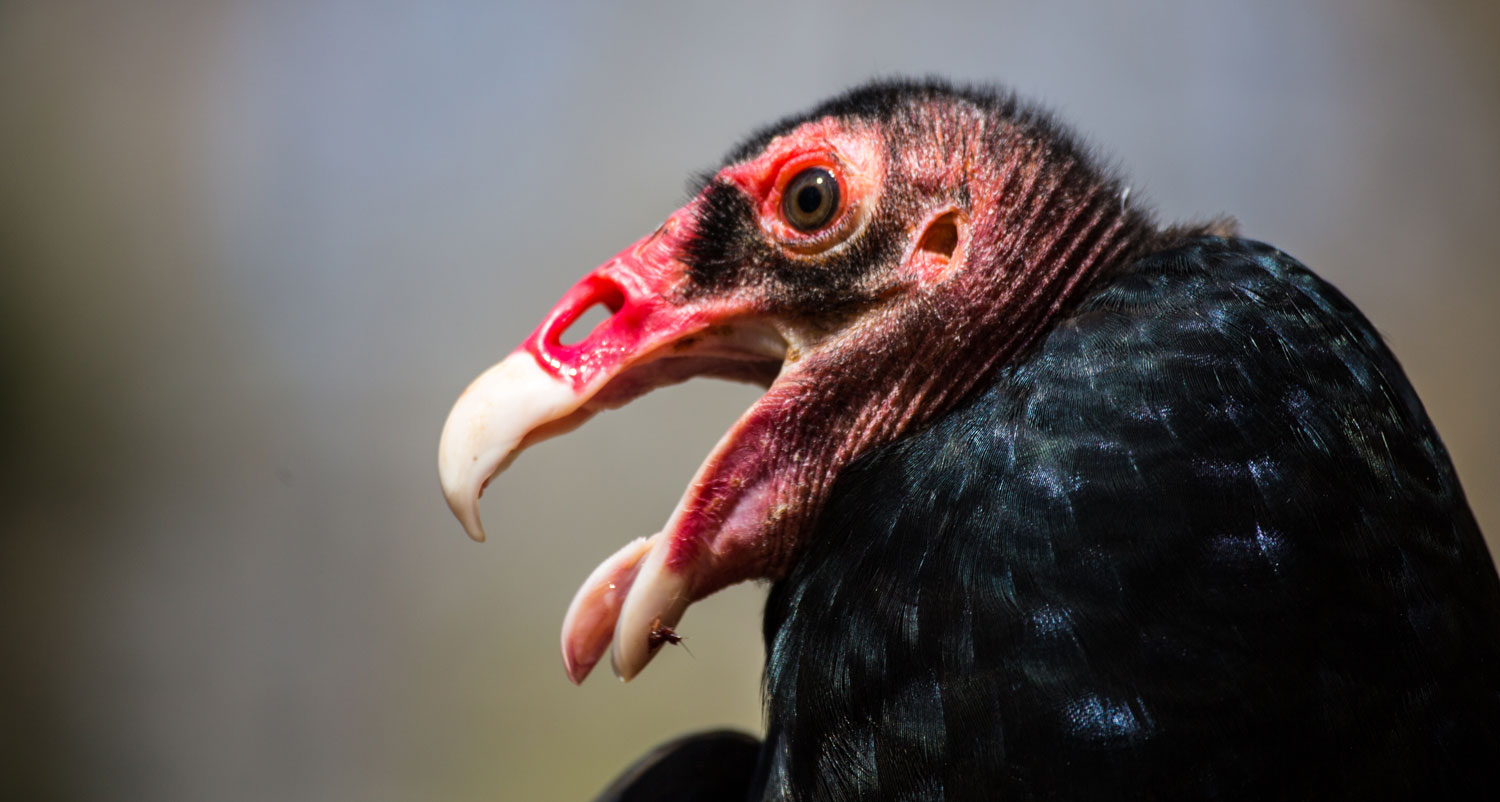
<box><xmin>437</xmin><ymin>82</ymin><xmax>1155</xmax><ymax>684</ymax></box>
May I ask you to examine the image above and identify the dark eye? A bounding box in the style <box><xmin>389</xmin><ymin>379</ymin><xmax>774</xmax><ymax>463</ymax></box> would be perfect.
<box><xmin>781</xmin><ymin>168</ymin><xmax>840</xmax><ymax>232</ymax></box>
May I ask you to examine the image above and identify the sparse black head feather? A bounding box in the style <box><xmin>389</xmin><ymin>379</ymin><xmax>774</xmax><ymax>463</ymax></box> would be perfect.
<box><xmin>721</xmin><ymin>77</ymin><xmax>1095</xmax><ymax>175</ymax></box>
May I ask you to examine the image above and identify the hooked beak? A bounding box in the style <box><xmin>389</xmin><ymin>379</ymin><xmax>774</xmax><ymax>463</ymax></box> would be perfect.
<box><xmin>438</xmin><ymin>212</ymin><xmax>786</xmax><ymax>682</ymax></box>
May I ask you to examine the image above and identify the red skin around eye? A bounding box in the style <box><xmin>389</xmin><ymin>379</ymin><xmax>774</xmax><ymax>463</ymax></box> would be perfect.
<box><xmin>717</xmin><ymin>120</ymin><xmax>885</xmax><ymax>247</ymax></box>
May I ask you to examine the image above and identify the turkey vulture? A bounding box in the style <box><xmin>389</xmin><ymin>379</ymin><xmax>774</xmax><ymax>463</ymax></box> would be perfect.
<box><xmin>438</xmin><ymin>80</ymin><xmax>1500</xmax><ymax>799</ymax></box>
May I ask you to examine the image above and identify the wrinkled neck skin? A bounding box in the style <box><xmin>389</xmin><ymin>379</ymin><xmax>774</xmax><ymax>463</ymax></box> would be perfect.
<box><xmin>732</xmin><ymin>117</ymin><xmax>1156</xmax><ymax>583</ymax></box>
<box><xmin>596</xmin><ymin>114</ymin><xmax>1160</xmax><ymax>683</ymax></box>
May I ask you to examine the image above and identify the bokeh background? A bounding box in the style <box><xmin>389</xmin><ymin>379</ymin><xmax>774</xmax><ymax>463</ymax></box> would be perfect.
<box><xmin>2</xmin><ymin>1</ymin><xmax>1497</xmax><ymax>799</ymax></box>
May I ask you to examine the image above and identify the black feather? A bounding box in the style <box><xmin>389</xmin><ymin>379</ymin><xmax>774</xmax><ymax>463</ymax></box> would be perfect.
<box><xmin>721</xmin><ymin>78</ymin><xmax>1087</xmax><ymax>171</ymax></box>
<box><xmin>757</xmin><ymin>237</ymin><xmax>1500</xmax><ymax>800</ymax></box>
<box><xmin>593</xmin><ymin>76</ymin><xmax>1497</xmax><ymax>798</ymax></box>
<box><xmin>588</xmin><ymin>730</ymin><xmax>760</xmax><ymax>802</ymax></box>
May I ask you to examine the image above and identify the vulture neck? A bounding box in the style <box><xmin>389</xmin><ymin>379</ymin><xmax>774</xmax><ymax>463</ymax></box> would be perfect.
<box><xmin>757</xmin><ymin>134</ymin><xmax>1156</xmax><ymax>579</ymax></box>
<box><xmin>919</xmin><ymin>129</ymin><xmax>1157</xmax><ymax>412</ymax></box>
<box><xmin>748</xmin><ymin>134</ymin><xmax>1180</xmax><ymax>798</ymax></box>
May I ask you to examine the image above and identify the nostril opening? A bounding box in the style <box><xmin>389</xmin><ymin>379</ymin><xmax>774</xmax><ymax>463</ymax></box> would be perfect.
<box><xmin>559</xmin><ymin>302</ymin><xmax>613</xmax><ymax>345</ymax></box>
<box><xmin>598</xmin><ymin>281</ymin><xmax>625</xmax><ymax>314</ymax></box>
<box><xmin>552</xmin><ymin>278</ymin><xmax>626</xmax><ymax>346</ymax></box>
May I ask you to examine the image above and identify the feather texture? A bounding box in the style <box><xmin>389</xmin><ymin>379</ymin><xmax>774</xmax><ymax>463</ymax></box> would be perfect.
<box><xmin>758</xmin><ymin>237</ymin><xmax>1500</xmax><ymax>800</ymax></box>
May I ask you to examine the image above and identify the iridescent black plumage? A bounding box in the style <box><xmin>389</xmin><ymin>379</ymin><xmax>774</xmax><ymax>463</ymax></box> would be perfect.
<box><xmin>586</xmin><ymin>81</ymin><xmax>1500</xmax><ymax>800</ymax></box>
<box><xmin>757</xmin><ymin>237</ymin><xmax>1500</xmax><ymax>800</ymax></box>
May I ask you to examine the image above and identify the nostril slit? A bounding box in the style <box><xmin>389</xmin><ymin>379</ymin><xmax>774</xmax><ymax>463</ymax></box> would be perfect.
<box><xmin>559</xmin><ymin>302</ymin><xmax>613</xmax><ymax>345</ymax></box>
<box><xmin>546</xmin><ymin>276</ymin><xmax>627</xmax><ymax>348</ymax></box>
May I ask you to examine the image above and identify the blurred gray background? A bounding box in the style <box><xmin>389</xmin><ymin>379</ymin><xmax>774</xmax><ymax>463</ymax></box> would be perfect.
<box><xmin>2</xmin><ymin>1</ymin><xmax>1497</xmax><ymax>799</ymax></box>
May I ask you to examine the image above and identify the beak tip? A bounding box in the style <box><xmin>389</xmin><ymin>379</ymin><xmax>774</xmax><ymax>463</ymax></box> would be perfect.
<box><xmin>440</xmin><ymin>485</ymin><xmax>490</xmax><ymax>543</ymax></box>
<box><xmin>609</xmin><ymin>640</ymin><xmax>651</xmax><ymax>683</ymax></box>
<box><xmin>458</xmin><ymin>505</ymin><xmax>488</xmax><ymax>542</ymax></box>
<box><xmin>438</xmin><ymin>348</ymin><xmax>592</xmax><ymax>545</ymax></box>
<box><xmin>561</xmin><ymin>654</ymin><xmax>585</xmax><ymax>685</ymax></box>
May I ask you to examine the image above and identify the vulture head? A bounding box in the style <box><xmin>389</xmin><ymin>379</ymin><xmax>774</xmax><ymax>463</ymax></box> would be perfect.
<box><xmin>437</xmin><ymin>80</ymin><xmax>1500</xmax><ymax>800</ymax></box>
<box><xmin>439</xmin><ymin>81</ymin><xmax>1157</xmax><ymax>683</ymax></box>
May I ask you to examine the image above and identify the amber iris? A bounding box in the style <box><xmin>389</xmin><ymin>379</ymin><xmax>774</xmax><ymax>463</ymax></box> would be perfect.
<box><xmin>782</xmin><ymin>167</ymin><xmax>840</xmax><ymax>232</ymax></box>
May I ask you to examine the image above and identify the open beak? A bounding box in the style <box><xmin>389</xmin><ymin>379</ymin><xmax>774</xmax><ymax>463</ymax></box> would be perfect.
<box><xmin>438</xmin><ymin>210</ymin><xmax>786</xmax><ymax>682</ymax></box>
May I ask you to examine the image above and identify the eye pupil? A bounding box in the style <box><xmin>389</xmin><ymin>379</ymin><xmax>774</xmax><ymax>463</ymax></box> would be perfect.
<box><xmin>796</xmin><ymin>184</ymin><xmax>823</xmax><ymax>214</ymax></box>
<box><xmin>782</xmin><ymin>167</ymin><xmax>840</xmax><ymax>232</ymax></box>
